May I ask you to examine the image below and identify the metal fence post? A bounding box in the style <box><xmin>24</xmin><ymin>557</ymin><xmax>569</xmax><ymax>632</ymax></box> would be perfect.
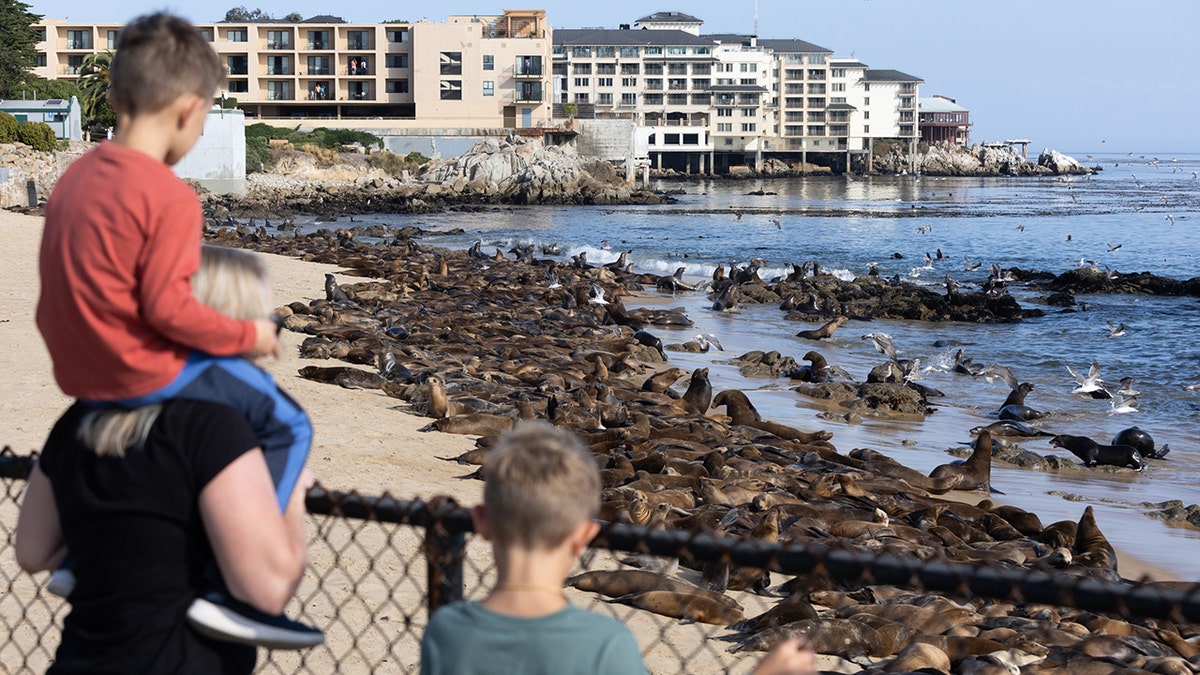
<box><xmin>423</xmin><ymin>495</ymin><xmax>466</xmax><ymax>613</ymax></box>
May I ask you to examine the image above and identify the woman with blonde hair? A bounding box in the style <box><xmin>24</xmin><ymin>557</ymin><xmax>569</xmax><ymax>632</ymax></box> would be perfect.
<box><xmin>17</xmin><ymin>245</ymin><xmax>318</xmax><ymax>673</ymax></box>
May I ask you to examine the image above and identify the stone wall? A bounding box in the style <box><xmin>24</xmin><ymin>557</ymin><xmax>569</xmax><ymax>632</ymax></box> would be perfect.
<box><xmin>0</xmin><ymin>142</ymin><xmax>88</xmax><ymax>208</ymax></box>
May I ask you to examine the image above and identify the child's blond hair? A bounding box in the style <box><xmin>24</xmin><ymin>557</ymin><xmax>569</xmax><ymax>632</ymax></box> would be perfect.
<box><xmin>79</xmin><ymin>246</ymin><xmax>271</xmax><ymax>456</ymax></box>
<box><xmin>109</xmin><ymin>13</ymin><xmax>225</xmax><ymax>116</ymax></box>
<box><xmin>483</xmin><ymin>423</ymin><xmax>600</xmax><ymax>549</ymax></box>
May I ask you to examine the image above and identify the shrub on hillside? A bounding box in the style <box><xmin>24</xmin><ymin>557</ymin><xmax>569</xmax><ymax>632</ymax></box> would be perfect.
<box><xmin>298</xmin><ymin>144</ymin><xmax>341</xmax><ymax>165</ymax></box>
<box><xmin>246</xmin><ymin>135</ymin><xmax>271</xmax><ymax>173</ymax></box>
<box><xmin>367</xmin><ymin>150</ymin><xmax>430</xmax><ymax>176</ymax></box>
<box><xmin>0</xmin><ymin>112</ymin><xmax>17</xmax><ymax>143</ymax></box>
<box><xmin>16</xmin><ymin>122</ymin><xmax>57</xmax><ymax>151</ymax></box>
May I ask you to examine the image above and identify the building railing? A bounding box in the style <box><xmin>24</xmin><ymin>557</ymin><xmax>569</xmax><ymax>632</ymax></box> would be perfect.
<box><xmin>4</xmin><ymin>450</ymin><xmax>1198</xmax><ymax>674</ymax></box>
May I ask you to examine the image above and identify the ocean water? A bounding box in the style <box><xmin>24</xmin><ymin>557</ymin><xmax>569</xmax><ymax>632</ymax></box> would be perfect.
<box><xmin>299</xmin><ymin>152</ymin><xmax>1200</xmax><ymax>579</ymax></box>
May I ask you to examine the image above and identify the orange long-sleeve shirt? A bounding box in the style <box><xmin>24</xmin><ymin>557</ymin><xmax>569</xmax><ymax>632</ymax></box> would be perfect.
<box><xmin>37</xmin><ymin>142</ymin><xmax>255</xmax><ymax>400</ymax></box>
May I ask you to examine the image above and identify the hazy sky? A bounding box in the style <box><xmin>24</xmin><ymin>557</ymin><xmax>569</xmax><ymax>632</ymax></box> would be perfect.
<box><xmin>31</xmin><ymin>0</ymin><xmax>1200</xmax><ymax>154</ymax></box>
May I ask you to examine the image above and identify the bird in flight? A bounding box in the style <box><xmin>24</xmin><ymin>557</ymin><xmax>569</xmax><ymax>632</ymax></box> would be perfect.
<box><xmin>770</xmin><ymin>218</ymin><xmax>782</xmax><ymax>230</ymax></box>
<box><xmin>1165</xmin><ymin>214</ymin><xmax>1175</xmax><ymax>226</ymax></box>
<box><xmin>1105</xmin><ymin>321</ymin><xmax>1125</xmax><ymax>338</ymax></box>
<box><xmin>862</xmin><ymin>332</ymin><xmax>897</xmax><ymax>361</ymax></box>
<box><xmin>1106</xmin><ymin>243</ymin><xmax>1122</xmax><ymax>252</ymax></box>
<box><xmin>1066</xmin><ymin>359</ymin><xmax>1104</xmax><ymax>395</ymax></box>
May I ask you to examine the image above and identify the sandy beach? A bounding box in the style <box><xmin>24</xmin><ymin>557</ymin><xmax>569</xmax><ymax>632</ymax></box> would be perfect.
<box><xmin>0</xmin><ymin>209</ymin><xmax>1182</xmax><ymax>673</ymax></box>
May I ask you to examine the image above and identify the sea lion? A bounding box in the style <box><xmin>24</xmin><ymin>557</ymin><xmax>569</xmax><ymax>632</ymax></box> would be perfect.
<box><xmin>609</xmin><ymin>590</ymin><xmax>745</xmax><ymax>625</ymax></box>
<box><xmin>712</xmin><ymin>389</ymin><xmax>833</xmax><ymax>444</ymax></box>
<box><xmin>679</xmin><ymin>367</ymin><xmax>712</xmax><ymax>414</ymax></box>
<box><xmin>1112</xmin><ymin>426</ymin><xmax>1170</xmax><ymax>459</ymax></box>
<box><xmin>970</xmin><ymin>420</ymin><xmax>1051</xmax><ymax>438</ymax></box>
<box><xmin>324</xmin><ymin>273</ymin><xmax>351</xmax><ymax>302</ymax></box>
<box><xmin>642</xmin><ymin>367</ymin><xmax>688</xmax><ymax>393</ymax></box>
<box><xmin>632</xmin><ymin>329</ymin><xmax>666</xmax><ymax>359</ymax></box>
<box><xmin>730</xmin><ymin>618</ymin><xmax>888</xmax><ymax>659</ymax></box>
<box><xmin>790</xmin><ymin>350</ymin><xmax>829</xmax><ymax>382</ymax></box>
<box><xmin>1073</xmin><ymin>505</ymin><xmax>1118</xmax><ymax>571</ymax></box>
<box><xmin>1050</xmin><ymin>434</ymin><xmax>1146</xmax><ymax>470</ymax></box>
<box><xmin>928</xmin><ymin>430</ymin><xmax>993</xmax><ymax>491</ymax></box>
<box><xmin>795</xmin><ymin>316</ymin><xmax>848</xmax><ymax>340</ymax></box>
<box><xmin>297</xmin><ymin>365</ymin><xmax>385</xmax><ymax>389</ymax></box>
<box><xmin>1001</xmin><ymin>382</ymin><xmax>1035</xmax><ymax>407</ymax></box>
<box><xmin>429</xmin><ymin>413</ymin><xmax>514</xmax><ymax>436</ymax></box>
<box><xmin>998</xmin><ymin>404</ymin><xmax>1045</xmax><ymax>421</ymax></box>
<box><xmin>425</xmin><ymin>375</ymin><xmax>452</xmax><ymax>418</ymax></box>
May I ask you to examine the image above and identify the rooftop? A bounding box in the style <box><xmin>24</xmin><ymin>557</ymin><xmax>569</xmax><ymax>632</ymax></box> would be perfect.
<box><xmin>920</xmin><ymin>96</ymin><xmax>968</xmax><ymax>113</ymax></box>
<box><xmin>756</xmin><ymin>38</ymin><xmax>833</xmax><ymax>54</ymax></box>
<box><xmin>636</xmin><ymin>11</ymin><xmax>702</xmax><ymax>24</ymax></box>
<box><xmin>0</xmin><ymin>97</ymin><xmax>74</xmax><ymax>111</ymax></box>
<box><xmin>554</xmin><ymin>28</ymin><xmax>715</xmax><ymax>46</ymax></box>
<box><xmin>862</xmin><ymin>68</ymin><xmax>923</xmax><ymax>83</ymax></box>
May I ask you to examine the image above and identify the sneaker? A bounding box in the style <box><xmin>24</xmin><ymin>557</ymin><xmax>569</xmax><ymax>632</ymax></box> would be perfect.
<box><xmin>186</xmin><ymin>591</ymin><xmax>324</xmax><ymax>650</ymax></box>
<box><xmin>46</xmin><ymin>568</ymin><xmax>76</xmax><ymax>598</ymax></box>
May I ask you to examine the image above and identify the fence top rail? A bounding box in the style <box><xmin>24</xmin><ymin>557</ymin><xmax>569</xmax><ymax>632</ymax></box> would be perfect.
<box><xmin>4</xmin><ymin>451</ymin><xmax>1198</xmax><ymax>622</ymax></box>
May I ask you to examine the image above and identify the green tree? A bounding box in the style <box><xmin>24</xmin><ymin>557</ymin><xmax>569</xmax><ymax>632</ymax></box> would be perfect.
<box><xmin>79</xmin><ymin>51</ymin><xmax>116</xmax><ymax>129</ymax></box>
<box><xmin>0</xmin><ymin>0</ymin><xmax>41</xmax><ymax>96</ymax></box>
<box><xmin>223</xmin><ymin>6</ymin><xmax>273</xmax><ymax>21</ymax></box>
<box><xmin>283</xmin><ymin>12</ymin><xmax>303</xmax><ymax>22</ymax></box>
<box><xmin>11</xmin><ymin>75</ymin><xmax>81</xmax><ymax>101</ymax></box>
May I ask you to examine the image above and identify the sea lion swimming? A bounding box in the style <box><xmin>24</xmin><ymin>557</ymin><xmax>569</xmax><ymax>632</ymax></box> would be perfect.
<box><xmin>998</xmin><ymin>404</ymin><xmax>1045</xmax><ymax>422</ymax></box>
<box><xmin>970</xmin><ymin>420</ymin><xmax>1051</xmax><ymax>438</ymax></box>
<box><xmin>1112</xmin><ymin>426</ymin><xmax>1170</xmax><ymax>459</ymax></box>
<box><xmin>1050</xmin><ymin>434</ymin><xmax>1146</xmax><ymax>471</ymax></box>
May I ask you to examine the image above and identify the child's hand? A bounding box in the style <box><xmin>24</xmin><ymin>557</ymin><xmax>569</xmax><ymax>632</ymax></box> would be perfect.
<box><xmin>250</xmin><ymin>319</ymin><xmax>283</xmax><ymax>359</ymax></box>
<box><xmin>753</xmin><ymin>637</ymin><xmax>816</xmax><ymax>675</ymax></box>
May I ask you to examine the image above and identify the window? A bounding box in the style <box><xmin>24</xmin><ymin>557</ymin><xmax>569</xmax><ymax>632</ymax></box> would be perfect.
<box><xmin>440</xmin><ymin>80</ymin><xmax>462</xmax><ymax>100</ymax></box>
<box><xmin>267</xmin><ymin>81</ymin><xmax>292</xmax><ymax>100</ymax></box>
<box><xmin>66</xmin><ymin>55</ymin><xmax>83</xmax><ymax>74</ymax></box>
<box><xmin>349</xmin><ymin>82</ymin><xmax>371</xmax><ymax>100</ymax></box>
<box><xmin>644</xmin><ymin>63</ymin><xmax>662</xmax><ymax>75</ymax></box>
<box><xmin>621</xmin><ymin>63</ymin><xmax>639</xmax><ymax>75</ymax></box>
<box><xmin>668</xmin><ymin>78</ymin><xmax>686</xmax><ymax>91</ymax></box>
<box><xmin>106</xmin><ymin>30</ymin><xmax>120</xmax><ymax>49</ymax></box>
<box><xmin>716</xmin><ymin>108</ymin><xmax>733</xmax><ymax>117</ymax></box>
<box><xmin>692</xmin><ymin>78</ymin><xmax>709</xmax><ymax>89</ymax></box>
<box><xmin>864</xmin><ymin>97</ymin><xmax>870</xmax><ymax>105</ymax></box>
<box><xmin>830</xmin><ymin>68</ymin><xmax>846</xmax><ymax>78</ymax></box>
<box><xmin>267</xmin><ymin>30</ymin><xmax>290</xmax><ymax>49</ymax></box>
<box><xmin>864</xmin><ymin>125</ymin><xmax>870</xmax><ymax>134</ymax></box>
<box><xmin>863</xmin><ymin>111</ymin><xmax>870</xmax><ymax>120</ymax></box>
<box><xmin>483</xmin><ymin>55</ymin><xmax>494</xmax><ymax>71</ymax></box>
<box><xmin>808</xmin><ymin>98</ymin><xmax>825</xmax><ymax>108</ymax></box>
<box><xmin>667</xmin><ymin>64</ymin><xmax>687</xmax><ymax>75</ymax></box>
<box><xmin>717</xmin><ymin>123</ymin><xmax>732</xmax><ymax>132</ymax></box>
<box><xmin>621</xmin><ymin>93</ymin><xmax>636</xmax><ymax>105</ymax></box>
<box><xmin>720</xmin><ymin>63</ymin><xmax>733</xmax><ymax>72</ymax></box>
<box><xmin>597</xmin><ymin>93</ymin><xmax>613</xmax><ymax>105</ymax></box>
<box><xmin>807</xmin><ymin>111</ymin><xmax>825</xmax><ymax>122</ymax></box>
<box><xmin>227</xmin><ymin>28</ymin><xmax>247</xmax><ymax>42</ymax></box>
<box><xmin>740</xmin><ymin>63</ymin><xmax>756</xmax><ymax>72</ymax></box>
<box><xmin>741</xmin><ymin>123</ymin><xmax>756</xmax><ymax>132</ymax></box>
<box><xmin>571</xmin><ymin>46</ymin><xmax>591</xmax><ymax>57</ymax></box>
<box><xmin>645</xmin><ymin>78</ymin><xmax>662</xmax><ymax>90</ymax></box>
<box><xmin>306</xmin><ymin>56</ymin><xmax>330</xmax><ymax>75</ymax></box>
<box><xmin>692</xmin><ymin>63</ymin><xmax>710</xmax><ymax>75</ymax></box>
<box><xmin>643</xmin><ymin>93</ymin><xmax>662</xmax><ymax>105</ymax></box>
<box><xmin>35</xmin><ymin>54</ymin><xmax>46</xmax><ymax>67</ymax></box>
<box><xmin>741</xmin><ymin>107</ymin><xmax>756</xmax><ymax>116</ymax></box>
<box><xmin>831</xmin><ymin>96</ymin><xmax>846</xmax><ymax>104</ymax></box>
<box><xmin>306</xmin><ymin>31</ymin><xmax>329</xmax><ymax>50</ymax></box>
<box><xmin>348</xmin><ymin>30</ymin><xmax>369</xmax><ymax>50</ymax></box>
<box><xmin>725</xmin><ymin>138</ymin><xmax>733</xmax><ymax>146</ymax></box>
<box><xmin>266</xmin><ymin>56</ymin><xmax>291</xmax><ymax>75</ymax></box>
<box><xmin>664</xmin><ymin>134</ymin><xmax>680</xmax><ymax>145</ymax></box>
<box><xmin>808</xmin><ymin>69</ymin><xmax>825</xmax><ymax>80</ymax></box>
<box><xmin>596</xmin><ymin>46</ymin><xmax>615</xmax><ymax>57</ymax></box>
<box><xmin>483</xmin><ymin>81</ymin><xmax>494</xmax><ymax>96</ymax></box>
<box><xmin>386</xmin><ymin>79</ymin><xmax>409</xmax><ymax>94</ymax></box>
<box><xmin>66</xmin><ymin>30</ymin><xmax>91</xmax><ymax>50</ymax></box>
<box><xmin>597</xmin><ymin>77</ymin><xmax>613</xmax><ymax>87</ymax></box>
<box><xmin>667</xmin><ymin>93</ymin><xmax>686</xmax><ymax>105</ymax></box>
<box><xmin>387</xmin><ymin>29</ymin><xmax>409</xmax><ymax>43</ymax></box>
<box><xmin>863</xmin><ymin>83</ymin><xmax>871</xmax><ymax>91</ymax></box>
<box><xmin>574</xmin><ymin>93</ymin><xmax>589</xmax><ymax>103</ymax></box>
<box><xmin>227</xmin><ymin>55</ymin><xmax>248</xmax><ymax>75</ymax></box>
<box><xmin>197</xmin><ymin>29</ymin><xmax>212</xmax><ymax>42</ymax></box>
<box><xmin>596</xmin><ymin>63</ymin><xmax>615</xmax><ymax>75</ymax></box>
<box><xmin>808</xmin><ymin>83</ymin><xmax>826</xmax><ymax>94</ymax></box>
<box><xmin>516</xmin><ymin>56</ymin><xmax>543</xmax><ymax>77</ymax></box>
<box><xmin>227</xmin><ymin>80</ymin><xmax>248</xmax><ymax>93</ymax></box>
<box><xmin>386</xmin><ymin>54</ymin><xmax>409</xmax><ymax>68</ymax></box>
<box><xmin>35</xmin><ymin>29</ymin><xmax>45</xmax><ymax>41</ymax></box>
<box><xmin>807</xmin><ymin>53</ymin><xmax>826</xmax><ymax>64</ymax></box>
<box><xmin>667</xmin><ymin>46</ymin><xmax>685</xmax><ymax>55</ymax></box>
<box><xmin>347</xmin><ymin>57</ymin><xmax>369</xmax><ymax>75</ymax></box>
<box><xmin>621</xmin><ymin>77</ymin><xmax>637</xmax><ymax>87</ymax></box>
<box><xmin>440</xmin><ymin>52</ymin><xmax>462</xmax><ymax>75</ymax></box>
<box><xmin>553</xmin><ymin>45</ymin><xmax>566</xmax><ymax>55</ymax></box>
<box><xmin>574</xmin><ymin>77</ymin><xmax>589</xmax><ymax>87</ymax></box>
<box><xmin>620</xmin><ymin>46</ymin><xmax>638</xmax><ymax>57</ymax></box>
<box><xmin>552</xmin><ymin>62</ymin><xmax>567</xmax><ymax>75</ymax></box>
<box><xmin>644</xmin><ymin>46</ymin><xmax>662</xmax><ymax>55</ymax></box>
<box><xmin>573</xmin><ymin>63</ymin><xmax>591</xmax><ymax>74</ymax></box>
<box><xmin>807</xmin><ymin>125</ymin><xmax>825</xmax><ymax>136</ymax></box>
<box><xmin>831</xmin><ymin>82</ymin><xmax>845</xmax><ymax>92</ymax></box>
<box><xmin>740</xmin><ymin>78</ymin><xmax>756</xmax><ymax>85</ymax></box>
<box><xmin>694</xmin><ymin>46</ymin><xmax>710</xmax><ymax>55</ymax></box>
<box><xmin>306</xmin><ymin>80</ymin><xmax>331</xmax><ymax>99</ymax></box>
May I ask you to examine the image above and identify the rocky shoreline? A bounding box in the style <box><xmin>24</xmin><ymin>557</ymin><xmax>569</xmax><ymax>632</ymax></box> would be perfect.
<box><xmin>205</xmin><ymin>222</ymin><xmax>1198</xmax><ymax>673</ymax></box>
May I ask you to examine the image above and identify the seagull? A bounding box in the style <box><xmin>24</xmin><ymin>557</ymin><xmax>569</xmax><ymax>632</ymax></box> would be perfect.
<box><xmin>862</xmin><ymin>332</ymin><xmax>897</xmax><ymax>361</ymax></box>
<box><xmin>1106</xmin><ymin>390</ymin><xmax>1138</xmax><ymax>415</ymax></box>
<box><xmin>921</xmin><ymin>252</ymin><xmax>934</xmax><ymax>269</ymax></box>
<box><xmin>1066</xmin><ymin>359</ymin><xmax>1104</xmax><ymax>395</ymax></box>
<box><xmin>1116</xmin><ymin>376</ymin><xmax>1139</xmax><ymax>398</ymax></box>
<box><xmin>770</xmin><ymin>218</ymin><xmax>782</xmax><ymax>230</ymax></box>
<box><xmin>1192</xmin><ymin>171</ymin><xmax>1198</xmax><ymax>180</ymax></box>
<box><xmin>1016</xmin><ymin>224</ymin><xmax>1025</xmax><ymax>232</ymax></box>
<box><xmin>975</xmin><ymin>363</ymin><xmax>1018</xmax><ymax>390</ymax></box>
<box><xmin>694</xmin><ymin>333</ymin><xmax>724</xmax><ymax>351</ymax></box>
<box><xmin>588</xmin><ymin>283</ymin><xmax>607</xmax><ymax>305</ymax></box>
<box><xmin>963</xmin><ymin>256</ymin><xmax>981</xmax><ymax>271</ymax></box>
<box><xmin>733</xmin><ymin>209</ymin><xmax>744</xmax><ymax>221</ymax></box>
<box><xmin>1106</xmin><ymin>243</ymin><xmax>1122</xmax><ymax>252</ymax></box>
<box><xmin>1105</xmin><ymin>321</ymin><xmax>1125</xmax><ymax>338</ymax></box>
<box><xmin>545</xmin><ymin>269</ymin><xmax>561</xmax><ymax>289</ymax></box>
<box><xmin>1165</xmin><ymin>214</ymin><xmax>1175</xmax><ymax>226</ymax></box>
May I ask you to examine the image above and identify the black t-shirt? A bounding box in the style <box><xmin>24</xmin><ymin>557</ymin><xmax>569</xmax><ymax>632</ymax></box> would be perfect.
<box><xmin>39</xmin><ymin>400</ymin><xmax>261</xmax><ymax>674</ymax></box>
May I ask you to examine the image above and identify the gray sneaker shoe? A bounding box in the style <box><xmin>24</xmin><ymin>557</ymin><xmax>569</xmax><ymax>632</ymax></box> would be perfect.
<box><xmin>46</xmin><ymin>568</ymin><xmax>76</xmax><ymax>598</ymax></box>
<box><xmin>186</xmin><ymin>591</ymin><xmax>324</xmax><ymax>650</ymax></box>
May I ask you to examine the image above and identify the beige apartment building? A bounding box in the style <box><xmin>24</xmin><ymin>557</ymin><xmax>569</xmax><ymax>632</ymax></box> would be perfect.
<box><xmin>32</xmin><ymin>10</ymin><xmax>553</xmax><ymax>130</ymax></box>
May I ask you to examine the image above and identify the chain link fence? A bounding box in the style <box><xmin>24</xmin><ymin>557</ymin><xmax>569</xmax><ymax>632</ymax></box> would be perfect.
<box><xmin>3</xmin><ymin>449</ymin><xmax>1199</xmax><ymax>674</ymax></box>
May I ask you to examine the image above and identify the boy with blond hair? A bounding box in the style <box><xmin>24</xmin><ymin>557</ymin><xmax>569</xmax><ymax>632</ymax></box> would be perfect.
<box><xmin>36</xmin><ymin>13</ymin><xmax>318</xmax><ymax>648</ymax></box>
<box><xmin>420</xmin><ymin>423</ymin><xmax>816</xmax><ymax>675</ymax></box>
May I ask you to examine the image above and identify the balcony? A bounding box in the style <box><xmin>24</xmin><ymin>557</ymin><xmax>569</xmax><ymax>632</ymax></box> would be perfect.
<box><xmin>267</xmin><ymin>90</ymin><xmax>294</xmax><ymax>101</ymax></box>
<box><xmin>267</xmin><ymin>41</ymin><xmax>290</xmax><ymax>50</ymax></box>
<box><xmin>516</xmin><ymin>83</ymin><xmax>543</xmax><ymax>103</ymax></box>
<box><xmin>515</xmin><ymin>57</ymin><xmax>543</xmax><ymax>78</ymax></box>
<box><xmin>66</xmin><ymin>40</ymin><xmax>91</xmax><ymax>50</ymax></box>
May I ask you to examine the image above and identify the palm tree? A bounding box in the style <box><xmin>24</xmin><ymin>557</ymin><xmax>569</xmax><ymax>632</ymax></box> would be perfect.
<box><xmin>78</xmin><ymin>51</ymin><xmax>116</xmax><ymax>129</ymax></box>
